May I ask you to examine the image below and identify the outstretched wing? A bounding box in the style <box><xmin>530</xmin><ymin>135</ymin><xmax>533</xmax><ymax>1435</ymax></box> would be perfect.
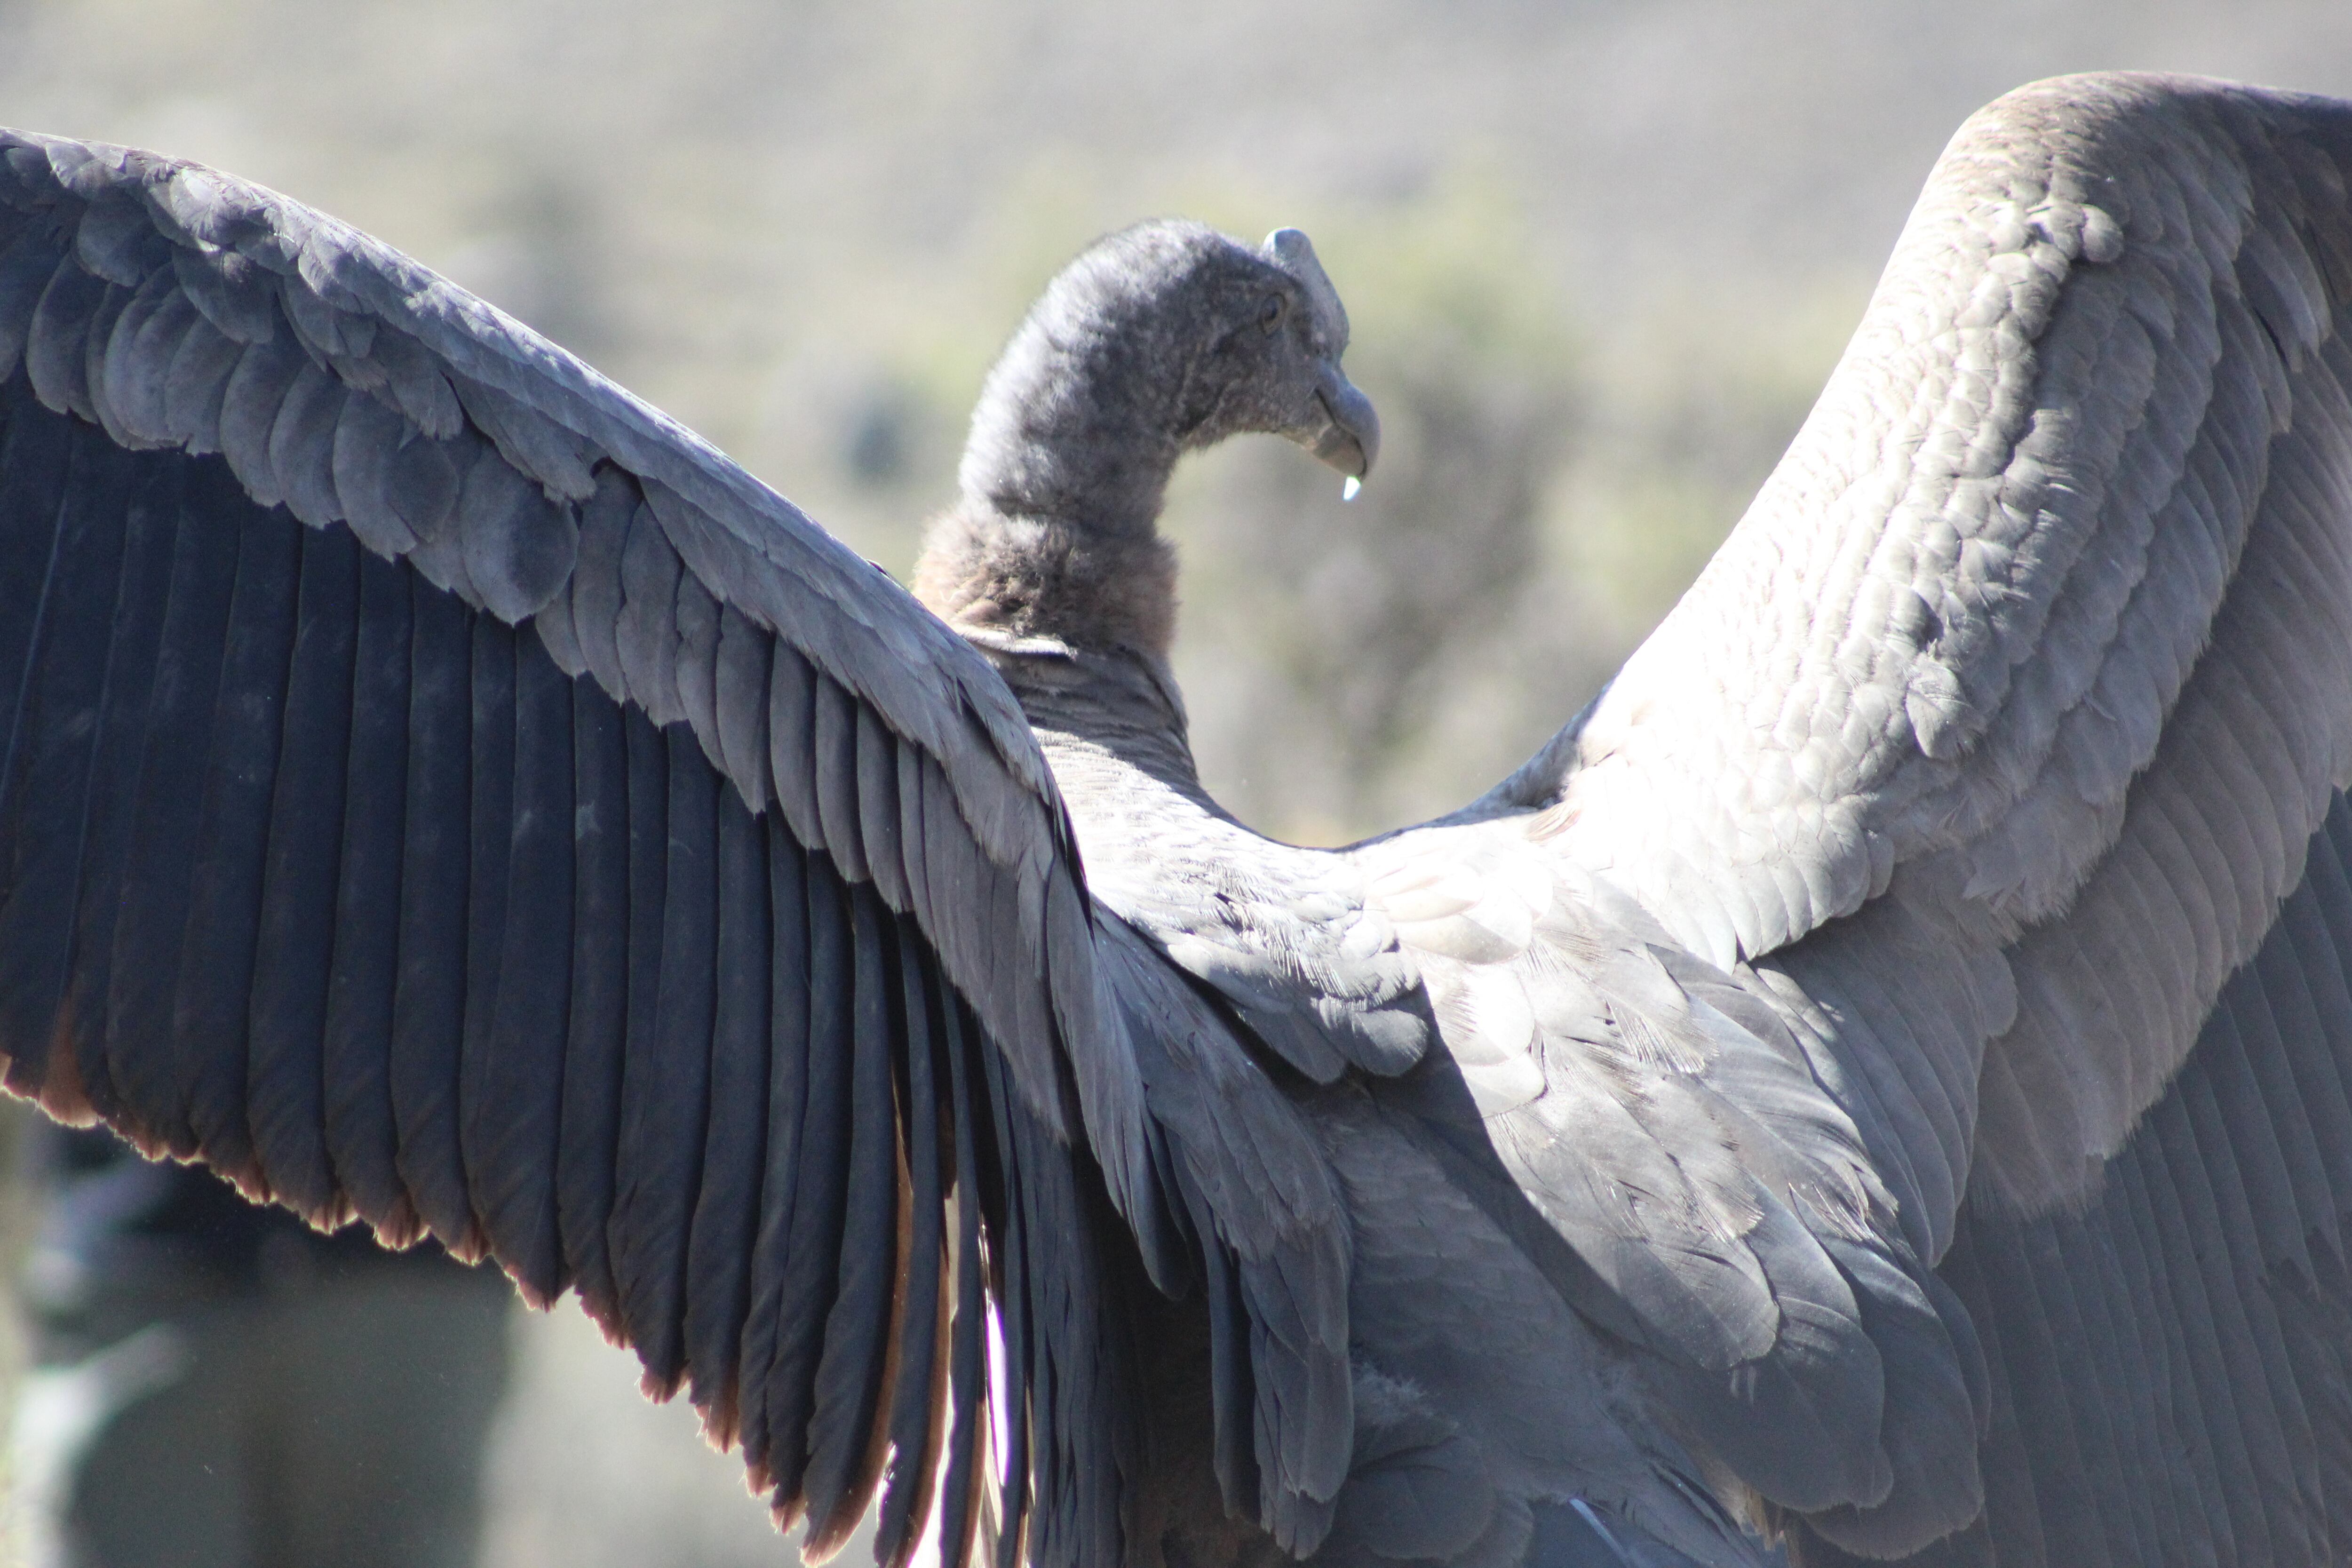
<box><xmin>1453</xmin><ymin>73</ymin><xmax>2352</xmax><ymax>1563</ymax></box>
<box><xmin>0</xmin><ymin>128</ymin><xmax>1187</xmax><ymax>1568</ymax></box>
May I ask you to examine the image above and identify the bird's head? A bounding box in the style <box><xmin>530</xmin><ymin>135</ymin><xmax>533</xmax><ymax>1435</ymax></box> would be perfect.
<box><xmin>1151</xmin><ymin>223</ymin><xmax>1380</xmax><ymax>482</ymax></box>
<box><xmin>958</xmin><ymin>221</ymin><xmax>1380</xmax><ymax>532</ymax></box>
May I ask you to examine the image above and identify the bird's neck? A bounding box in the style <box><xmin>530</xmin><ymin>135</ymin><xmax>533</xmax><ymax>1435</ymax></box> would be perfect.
<box><xmin>912</xmin><ymin>503</ymin><xmax>1178</xmax><ymax>658</ymax></box>
<box><xmin>912</xmin><ymin>325</ymin><xmax>1185</xmax><ymax>657</ymax></box>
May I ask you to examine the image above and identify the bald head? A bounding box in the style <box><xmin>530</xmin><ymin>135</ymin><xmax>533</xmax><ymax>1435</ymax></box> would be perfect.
<box><xmin>958</xmin><ymin>220</ymin><xmax>1378</xmax><ymax>536</ymax></box>
<box><xmin>920</xmin><ymin>222</ymin><xmax>1377</xmax><ymax>658</ymax></box>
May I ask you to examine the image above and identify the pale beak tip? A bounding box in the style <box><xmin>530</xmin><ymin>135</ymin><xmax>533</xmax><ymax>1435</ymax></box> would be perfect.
<box><xmin>1342</xmin><ymin>476</ymin><xmax>1362</xmax><ymax>502</ymax></box>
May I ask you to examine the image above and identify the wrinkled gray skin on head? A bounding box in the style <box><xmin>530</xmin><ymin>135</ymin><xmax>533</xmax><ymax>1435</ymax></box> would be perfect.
<box><xmin>915</xmin><ymin>220</ymin><xmax>1377</xmax><ymax>657</ymax></box>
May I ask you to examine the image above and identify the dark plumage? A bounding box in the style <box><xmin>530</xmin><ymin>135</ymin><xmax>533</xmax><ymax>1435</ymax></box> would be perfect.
<box><xmin>12</xmin><ymin>72</ymin><xmax>2352</xmax><ymax>1568</ymax></box>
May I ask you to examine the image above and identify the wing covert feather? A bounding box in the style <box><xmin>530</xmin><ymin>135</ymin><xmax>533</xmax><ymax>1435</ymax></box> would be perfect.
<box><xmin>1472</xmin><ymin>75</ymin><xmax>2352</xmax><ymax>1228</ymax></box>
<box><xmin>1412</xmin><ymin>72</ymin><xmax>2352</xmax><ymax>1563</ymax></box>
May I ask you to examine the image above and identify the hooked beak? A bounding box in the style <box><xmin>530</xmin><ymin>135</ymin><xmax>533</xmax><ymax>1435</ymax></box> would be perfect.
<box><xmin>1263</xmin><ymin>228</ymin><xmax>1379</xmax><ymax>483</ymax></box>
<box><xmin>1300</xmin><ymin>364</ymin><xmax>1380</xmax><ymax>480</ymax></box>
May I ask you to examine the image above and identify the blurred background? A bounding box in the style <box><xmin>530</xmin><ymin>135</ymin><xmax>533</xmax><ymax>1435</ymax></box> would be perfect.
<box><xmin>0</xmin><ymin>1</ymin><xmax>2344</xmax><ymax>1564</ymax></box>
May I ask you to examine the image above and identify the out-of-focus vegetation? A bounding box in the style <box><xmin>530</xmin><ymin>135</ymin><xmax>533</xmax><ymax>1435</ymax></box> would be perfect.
<box><xmin>0</xmin><ymin>0</ymin><xmax>2349</xmax><ymax>1562</ymax></box>
<box><xmin>482</xmin><ymin>1300</ymin><xmax>846</xmax><ymax>1568</ymax></box>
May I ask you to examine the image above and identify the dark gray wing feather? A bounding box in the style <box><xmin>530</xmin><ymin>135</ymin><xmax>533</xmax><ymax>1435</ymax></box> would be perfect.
<box><xmin>1094</xmin><ymin>913</ymin><xmax>1354</xmax><ymax>1547</ymax></box>
<box><xmin>1786</xmin><ymin>791</ymin><xmax>2352</xmax><ymax>1567</ymax></box>
<box><xmin>0</xmin><ymin>127</ymin><xmax>1200</xmax><ymax>1568</ymax></box>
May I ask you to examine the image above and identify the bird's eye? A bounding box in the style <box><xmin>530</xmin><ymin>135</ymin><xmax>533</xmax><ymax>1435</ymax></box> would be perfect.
<box><xmin>1259</xmin><ymin>294</ymin><xmax>1287</xmax><ymax>332</ymax></box>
